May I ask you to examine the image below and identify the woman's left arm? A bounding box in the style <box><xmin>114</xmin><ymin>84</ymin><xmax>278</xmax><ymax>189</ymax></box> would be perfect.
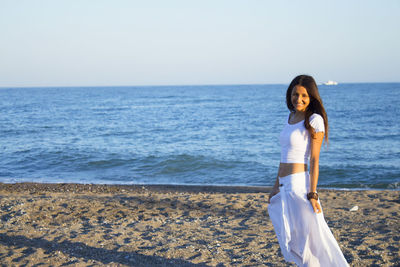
<box><xmin>309</xmin><ymin>131</ymin><xmax>324</xmax><ymax>213</ymax></box>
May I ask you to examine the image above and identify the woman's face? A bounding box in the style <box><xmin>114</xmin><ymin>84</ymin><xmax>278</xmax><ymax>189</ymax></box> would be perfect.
<box><xmin>291</xmin><ymin>85</ymin><xmax>310</xmax><ymax>113</ymax></box>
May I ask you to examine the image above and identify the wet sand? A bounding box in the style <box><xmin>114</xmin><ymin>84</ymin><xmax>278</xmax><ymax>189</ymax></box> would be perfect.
<box><xmin>0</xmin><ymin>183</ymin><xmax>398</xmax><ymax>266</ymax></box>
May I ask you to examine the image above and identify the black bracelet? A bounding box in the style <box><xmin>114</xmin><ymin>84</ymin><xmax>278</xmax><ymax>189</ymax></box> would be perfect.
<box><xmin>307</xmin><ymin>192</ymin><xmax>319</xmax><ymax>200</ymax></box>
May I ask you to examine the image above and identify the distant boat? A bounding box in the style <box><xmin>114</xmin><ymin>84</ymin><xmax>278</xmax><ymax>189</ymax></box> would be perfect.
<box><xmin>323</xmin><ymin>80</ymin><xmax>338</xmax><ymax>85</ymax></box>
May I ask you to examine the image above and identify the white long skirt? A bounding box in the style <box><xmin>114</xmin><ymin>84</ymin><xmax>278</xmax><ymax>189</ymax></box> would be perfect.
<box><xmin>267</xmin><ymin>172</ymin><xmax>348</xmax><ymax>267</ymax></box>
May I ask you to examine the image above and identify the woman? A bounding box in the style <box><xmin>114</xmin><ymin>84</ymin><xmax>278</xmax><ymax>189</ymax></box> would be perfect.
<box><xmin>267</xmin><ymin>75</ymin><xmax>348</xmax><ymax>266</ymax></box>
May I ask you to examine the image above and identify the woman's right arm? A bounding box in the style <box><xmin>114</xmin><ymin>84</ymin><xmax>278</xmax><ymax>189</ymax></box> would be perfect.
<box><xmin>268</xmin><ymin>173</ymin><xmax>280</xmax><ymax>203</ymax></box>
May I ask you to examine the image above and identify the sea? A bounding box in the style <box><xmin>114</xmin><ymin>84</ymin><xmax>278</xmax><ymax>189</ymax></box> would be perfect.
<box><xmin>0</xmin><ymin>83</ymin><xmax>399</xmax><ymax>190</ymax></box>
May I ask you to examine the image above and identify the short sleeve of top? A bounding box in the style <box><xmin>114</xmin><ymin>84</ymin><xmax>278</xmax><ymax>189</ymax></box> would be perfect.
<box><xmin>309</xmin><ymin>113</ymin><xmax>325</xmax><ymax>133</ymax></box>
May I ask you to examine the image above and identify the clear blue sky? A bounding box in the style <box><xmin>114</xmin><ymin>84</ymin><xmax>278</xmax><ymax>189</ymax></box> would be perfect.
<box><xmin>0</xmin><ymin>0</ymin><xmax>399</xmax><ymax>87</ymax></box>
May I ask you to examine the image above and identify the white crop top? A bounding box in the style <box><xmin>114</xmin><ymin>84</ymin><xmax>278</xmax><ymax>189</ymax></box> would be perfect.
<box><xmin>280</xmin><ymin>113</ymin><xmax>325</xmax><ymax>164</ymax></box>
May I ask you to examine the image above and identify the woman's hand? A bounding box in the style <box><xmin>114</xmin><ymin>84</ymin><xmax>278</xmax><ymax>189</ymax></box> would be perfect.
<box><xmin>268</xmin><ymin>187</ymin><xmax>279</xmax><ymax>203</ymax></box>
<box><xmin>310</xmin><ymin>198</ymin><xmax>322</xmax><ymax>213</ymax></box>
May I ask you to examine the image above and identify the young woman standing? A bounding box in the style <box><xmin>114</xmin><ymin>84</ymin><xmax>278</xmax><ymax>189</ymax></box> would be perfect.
<box><xmin>268</xmin><ymin>75</ymin><xmax>348</xmax><ymax>266</ymax></box>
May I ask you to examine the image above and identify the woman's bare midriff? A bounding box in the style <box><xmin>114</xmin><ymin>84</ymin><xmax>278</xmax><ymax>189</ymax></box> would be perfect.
<box><xmin>278</xmin><ymin>163</ymin><xmax>308</xmax><ymax>178</ymax></box>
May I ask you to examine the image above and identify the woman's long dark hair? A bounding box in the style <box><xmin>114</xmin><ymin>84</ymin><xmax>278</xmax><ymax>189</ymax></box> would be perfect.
<box><xmin>286</xmin><ymin>75</ymin><xmax>329</xmax><ymax>143</ymax></box>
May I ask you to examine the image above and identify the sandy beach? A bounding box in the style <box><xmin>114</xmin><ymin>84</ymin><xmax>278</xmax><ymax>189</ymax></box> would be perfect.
<box><xmin>0</xmin><ymin>183</ymin><xmax>398</xmax><ymax>266</ymax></box>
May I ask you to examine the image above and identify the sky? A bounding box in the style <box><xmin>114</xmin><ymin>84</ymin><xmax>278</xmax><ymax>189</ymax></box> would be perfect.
<box><xmin>0</xmin><ymin>0</ymin><xmax>399</xmax><ymax>87</ymax></box>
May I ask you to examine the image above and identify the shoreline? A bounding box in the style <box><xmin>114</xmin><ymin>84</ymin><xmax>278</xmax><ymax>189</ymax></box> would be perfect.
<box><xmin>0</xmin><ymin>182</ymin><xmax>271</xmax><ymax>194</ymax></box>
<box><xmin>0</xmin><ymin>182</ymin><xmax>399</xmax><ymax>266</ymax></box>
<box><xmin>1</xmin><ymin>182</ymin><xmax>398</xmax><ymax>193</ymax></box>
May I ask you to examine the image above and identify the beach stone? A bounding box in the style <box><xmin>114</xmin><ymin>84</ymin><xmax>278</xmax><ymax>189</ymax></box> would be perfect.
<box><xmin>349</xmin><ymin>205</ymin><xmax>359</xmax><ymax>212</ymax></box>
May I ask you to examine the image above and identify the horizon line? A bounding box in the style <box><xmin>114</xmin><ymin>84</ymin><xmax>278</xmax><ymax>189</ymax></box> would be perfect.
<box><xmin>0</xmin><ymin>81</ymin><xmax>399</xmax><ymax>89</ymax></box>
